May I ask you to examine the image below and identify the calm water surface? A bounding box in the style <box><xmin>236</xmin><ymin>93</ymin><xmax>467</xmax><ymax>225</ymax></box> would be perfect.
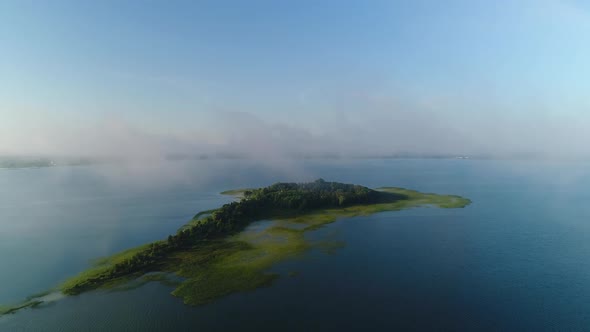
<box><xmin>2</xmin><ymin>159</ymin><xmax>590</xmax><ymax>331</ymax></box>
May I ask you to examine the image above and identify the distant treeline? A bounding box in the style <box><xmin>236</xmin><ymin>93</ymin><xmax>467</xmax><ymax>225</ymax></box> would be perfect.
<box><xmin>0</xmin><ymin>158</ymin><xmax>54</xmax><ymax>168</ymax></box>
<box><xmin>63</xmin><ymin>179</ymin><xmax>406</xmax><ymax>294</ymax></box>
<box><xmin>0</xmin><ymin>157</ymin><xmax>96</xmax><ymax>169</ymax></box>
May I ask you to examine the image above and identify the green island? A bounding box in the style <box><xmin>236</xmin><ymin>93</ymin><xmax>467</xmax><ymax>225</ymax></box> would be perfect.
<box><xmin>1</xmin><ymin>179</ymin><xmax>470</xmax><ymax>315</ymax></box>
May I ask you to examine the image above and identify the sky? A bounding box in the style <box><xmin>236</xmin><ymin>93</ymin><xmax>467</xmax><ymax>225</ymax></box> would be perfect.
<box><xmin>2</xmin><ymin>0</ymin><xmax>590</xmax><ymax>159</ymax></box>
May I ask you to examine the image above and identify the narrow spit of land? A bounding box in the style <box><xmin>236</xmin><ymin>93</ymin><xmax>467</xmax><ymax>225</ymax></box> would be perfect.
<box><xmin>1</xmin><ymin>179</ymin><xmax>471</xmax><ymax>315</ymax></box>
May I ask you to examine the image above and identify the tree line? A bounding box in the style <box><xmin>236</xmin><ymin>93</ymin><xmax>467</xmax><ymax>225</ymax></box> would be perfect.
<box><xmin>63</xmin><ymin>179</ymin><xmax>402</xmax><ymax>294</ymax></box>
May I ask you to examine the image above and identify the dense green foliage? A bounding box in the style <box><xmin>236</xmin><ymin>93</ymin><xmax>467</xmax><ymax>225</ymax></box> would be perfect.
<box><xmin>62</xmin><ymin>179</ymin><xmax>406</xmax><ymax>294</ymax></box>
<box><xmin>0</xmin><ymin>182</ymin><xmax>470</xmax><ymax>316</ymax></box>
<box><xmin>239</xmin><ymin>179</ymin><xmax>394</xmax><ymax>209</ymax></box>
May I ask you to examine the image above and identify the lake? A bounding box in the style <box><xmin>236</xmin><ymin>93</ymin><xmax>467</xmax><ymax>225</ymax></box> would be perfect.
<box><xmin>2</xmin><ymin>159</ymin><xmax>590</xmax><ymax>331</ymax></box>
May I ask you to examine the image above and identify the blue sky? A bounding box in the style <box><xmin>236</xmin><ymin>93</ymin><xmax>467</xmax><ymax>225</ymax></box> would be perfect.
<box><xmin>2</xmin><ymin>0</ymin><xmax>590</xmax><ymax>157</ymax></box>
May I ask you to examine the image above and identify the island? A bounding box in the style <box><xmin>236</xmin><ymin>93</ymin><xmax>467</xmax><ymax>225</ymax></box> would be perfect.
<box><xmin>1</xmin><ymin>179</ymin><xmax>471</xmax><ymax>315</ymax></box>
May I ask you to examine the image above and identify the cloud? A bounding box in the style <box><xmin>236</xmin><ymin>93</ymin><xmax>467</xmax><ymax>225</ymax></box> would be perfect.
<box><xmin>2</xmin><ymin>88</ymin><xmax>590</xmax><ymax>166</ymax></box>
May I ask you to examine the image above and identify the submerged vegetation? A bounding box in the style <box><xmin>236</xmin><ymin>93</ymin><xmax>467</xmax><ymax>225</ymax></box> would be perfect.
<box><xmin>0</xmin><ymin>301</ymin><xmax>42</xmax><ymax>316</ymax></box>
<box><xmin>1</xmin><ymin>179</ymin><xmax>470</xmax><ymax>315</ymax></box>
<box><xmin>61</xmin><ymin>179</ymin><xmax>415</xmax><ymax>295</ymax></box>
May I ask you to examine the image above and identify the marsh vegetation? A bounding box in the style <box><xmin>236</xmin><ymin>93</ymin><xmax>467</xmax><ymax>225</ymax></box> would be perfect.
<box><xmin>1</xmin><ymin>180</ymin><xmax>470</xmax><ymax>314</ymax></box>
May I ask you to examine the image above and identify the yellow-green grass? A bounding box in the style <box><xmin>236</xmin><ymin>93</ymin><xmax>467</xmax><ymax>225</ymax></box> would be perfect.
<box><xmin>3</xmin><ymin>186</ymin><xmax>470</xmax><ymax>315</ymax></box>
<box><xmin>59</xmin><ymin>241</ymin><xmax>166</xmax><ymax>292</ymax></box>
<box><xmin>161</xmin><ymin>187</ymin><xmax>470</xmax><ymax>306</ymax></box>
<box><xmin>66</xmin><ymin>186</ymin><xmax>469</xmax><ymax>305</ymax></box>
<box><xmin>0</xmin><ymin>301</ymin><xmax>42</xmax><ymax>316</ymax></box>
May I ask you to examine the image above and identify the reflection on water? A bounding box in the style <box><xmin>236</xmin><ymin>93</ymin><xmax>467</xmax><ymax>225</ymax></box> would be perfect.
<box><xmin>3</xmin><ymin>159</ymin><xmax>590</xmax><ymax>331</ymax></box>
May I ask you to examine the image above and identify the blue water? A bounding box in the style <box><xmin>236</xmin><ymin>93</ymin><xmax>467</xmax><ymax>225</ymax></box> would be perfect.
<box><xmin>2</xmin><ymin>159</ymin><xmax>590</xmax><ymax>331</ymax></box>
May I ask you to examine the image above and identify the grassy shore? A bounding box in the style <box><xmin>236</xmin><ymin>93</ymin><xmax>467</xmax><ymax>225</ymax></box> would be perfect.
<box><xmin>1</xmin><ymin>183</ymin><xmax>470</xmax><ymax>315</ymax></box>
<box><xmin>62</xmin><ymin>186</ymin><xmax>469</xmax><ymax>305</ymax></box>
<box><xmin>0</xmin><ymin>301</ymin><xmax>42</xmax><ymax>316</ymax></box>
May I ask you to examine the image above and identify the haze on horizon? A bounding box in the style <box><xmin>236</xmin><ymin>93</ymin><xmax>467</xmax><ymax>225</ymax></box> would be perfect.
<box><xmin>2</xmin><ymin>0</ymin><xmax>590</xmax><ymax>161</ymax></box>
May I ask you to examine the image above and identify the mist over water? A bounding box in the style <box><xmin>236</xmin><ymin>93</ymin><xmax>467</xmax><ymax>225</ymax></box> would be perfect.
<box><xmin>3</xmin><ymin>107</ymin><xmax>590</xmax><ymax>162</ymax></box>
<box><xmin>3</xmin><ymin>1</ymin><xmax>590</xmax><ymax>330</ymax></box>
<box><xmin>3</xmin><ymin>159</ymin><xmax>590</xmax><ymax>331</ymax></box>
<box><xmin>0</xmin><ymin>158</ymin><xmax>326</xmax><ymax>304</ymax></box>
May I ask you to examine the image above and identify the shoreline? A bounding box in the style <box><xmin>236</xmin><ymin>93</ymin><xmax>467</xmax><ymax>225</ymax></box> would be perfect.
<box><xmin>1</xmin><ymin>182</ymin><xmax>470</xmax><ymax>316</ymax></box>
